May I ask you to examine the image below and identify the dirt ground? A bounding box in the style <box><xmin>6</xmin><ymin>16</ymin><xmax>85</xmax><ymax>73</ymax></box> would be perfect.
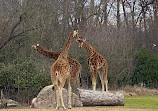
<box><xmin>0</xmin><ymin>107</ymin><xmax>157</xmax><ymax>111</ymax></box>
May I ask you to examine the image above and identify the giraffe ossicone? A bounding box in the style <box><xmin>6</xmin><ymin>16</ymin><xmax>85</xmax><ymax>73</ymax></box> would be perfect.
<box><xmin>72</xmin><ymin>30</ymin><xmax>78</xmax><ymax>37</ymax></box>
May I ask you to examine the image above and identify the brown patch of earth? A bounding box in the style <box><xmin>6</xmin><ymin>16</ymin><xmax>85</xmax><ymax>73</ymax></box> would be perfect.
<box><xmin>0</xmin><ymin>107</ymin><xmax>157</xmax><ymax>111</ymax></box>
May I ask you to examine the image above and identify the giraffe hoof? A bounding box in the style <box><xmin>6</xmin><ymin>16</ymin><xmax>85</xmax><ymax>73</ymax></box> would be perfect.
<box><xmin>68</xmin><ymin>106</ymin><xmax>72</xmax><ymax>109</ymax></box>
<box><xmin>56</xmin><ymin>107</ymin><xmax>59</xmax><ymax>110</ymax></box>
<box><xmin>63</xmin><ymin>107</ymin><xmax>67</xmax><ymax>110</ymax></box>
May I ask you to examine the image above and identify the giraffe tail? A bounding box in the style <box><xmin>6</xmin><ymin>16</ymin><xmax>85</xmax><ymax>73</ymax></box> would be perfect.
<box><xmin>79</xmin><ymin>72</ymin><xmax>82</xmax><ymax>88</ymax></box>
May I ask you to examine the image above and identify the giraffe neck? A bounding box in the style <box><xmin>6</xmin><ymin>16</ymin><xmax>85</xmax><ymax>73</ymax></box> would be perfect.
<box><xmin>59</xmin><ymin>32</ymin><xmax>73</xmax><ymax>58</ymax></box>
<box><xmin>83</xmin><ymin>41</ymin><xmax>96</xmax><ymax>55</ymax></box>
<box><xmin>63</xmin><ymin>33</ymin><xmax>73</xmax><ymax>53</ymax></box>
<box><xmin>36</xmin><ymin>46</ymin><xmax>61</xmax><ymax>60</ymax></box>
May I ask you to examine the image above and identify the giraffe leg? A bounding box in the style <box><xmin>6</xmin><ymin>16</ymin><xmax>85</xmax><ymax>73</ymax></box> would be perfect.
<box><xmin>98</xmin><ymin>70</ymin><xmax>105</xmax><ymax>92</ymax></box>
<box><xmin>92</xmin><ymin>67</ymin><xmax>97</xmax><ymax>91</ymax></box>
<box><xmin>92</xmin><ymin>81</ymin><xmax>96</xmax><ymax>91</ymax></box>
<box><xmin>59</xmin><ymin>80</ymin><xmax>66</xmax><ymax>110</ymax></box>
<box><xmin>105</xmin><ymin>80</ymin><xmax>108</xmax><ymax>92</ymax></box>
<box><xmin>67</xmin><ymin>77</ymin><xmax>72</xmax><ymax>109</ymax></box>
<box><xmin>56</xmin><ymin>89</ymin><xmax>60</xmax><ymax>109</ymax></box>
<box><xmin>89</xmin><ymin>68</ymin><xmax>96</xmax><ymax>91</ymax></box>
<box><xmin>103</xmin><ymin>64</ymin><xmax>108</xmax><ymax>92</ymax></box>
<box><xmin>59</xmin><ymin>87</ymin><xmax>66</xmax><ymax>110</ymax></box>
<box><xmin>54</xmin><ymin>84</ymin><xmax>60</xmax><ymax>109</ymax></box>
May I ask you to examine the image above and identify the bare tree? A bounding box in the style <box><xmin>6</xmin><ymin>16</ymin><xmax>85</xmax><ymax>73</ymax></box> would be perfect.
<box><xmin>121</xmin><ymin>0</ymin><xmax>129</xmax><ymax>28</ymax></box>
<box><xmin>131</xmin><ymin>0</ymin><xmax>136</xmax><ymax>30</ymax></box>
<box><xmin>0</xmin><ymin>0</ymin><xmax>35</xmax><ymax>50</ymax></box>
<box><xmin>117</xmin><ymin>0</ymin><xmax>121</xmax><ymax>29</ymax></box>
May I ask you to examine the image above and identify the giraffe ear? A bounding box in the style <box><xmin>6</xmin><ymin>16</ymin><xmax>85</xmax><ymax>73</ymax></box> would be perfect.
<box><xmin>83</xmin><ymin>38</ymin><xmax>86</xmax><ymax>42</ymax></box>
<box><xmin>76</xmin><ymin>39</ymin><xmax>79</xmax><ymax>42</ymax></box>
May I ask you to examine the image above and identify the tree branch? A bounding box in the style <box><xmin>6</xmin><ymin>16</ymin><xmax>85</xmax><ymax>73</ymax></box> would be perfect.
<box><xmin>0</xmin><ymin>11</ymin><xmax>28</xmax><ymax>50</ymax></box>
<box><xmin>107</xmin><ymin>0</ymin><xmax>116</xmax><ymax>15</ymax></box>
<box><xmin>135</xmin><ymin>0</ymin><xmax>157</xmax><ymax>26</ymax></box>
<box><xmin>0</xmin><ymin>27</ymin><xmax>37</xmax><ymax>50</ymax></box>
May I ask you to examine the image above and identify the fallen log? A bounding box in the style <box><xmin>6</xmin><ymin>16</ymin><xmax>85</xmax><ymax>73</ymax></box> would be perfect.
<box><xmin>78</xmin><ymin>89</ymin><xmax>124</xmax><ymax>106</ymax></box>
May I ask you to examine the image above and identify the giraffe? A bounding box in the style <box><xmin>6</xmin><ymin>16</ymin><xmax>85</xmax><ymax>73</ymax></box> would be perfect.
<box><xmin>76</xmin><ymin>36</ymin><xmax>108</xmax><ymax>92</ymax></box>
<box><xmin>32</xmin><ymin>44</ymin><xmax>82</xmax><ymax>85</ymax></box>
<box><xmin>50</xmin><ymin>30</ymin><xmax>78</xmax><ymax>109</ymax></box>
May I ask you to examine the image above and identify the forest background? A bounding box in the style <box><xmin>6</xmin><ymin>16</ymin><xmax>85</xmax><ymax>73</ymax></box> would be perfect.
<box><xmin>0</xmin><ymin>0</ymin><xmax>158</xmax><ymax>104</ymax></box>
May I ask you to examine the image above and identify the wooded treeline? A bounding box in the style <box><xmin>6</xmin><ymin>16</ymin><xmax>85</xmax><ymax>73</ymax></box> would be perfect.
<box><xmin>0</xmin><ymin>0</ymin><xmax>158</xmax><ymax>104</ymax></box>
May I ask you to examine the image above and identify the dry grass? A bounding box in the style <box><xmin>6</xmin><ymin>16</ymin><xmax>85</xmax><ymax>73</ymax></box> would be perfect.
<box><xmin>116</xmin><ymin>85</ymin><xmax>158</xmax><ymax>96</ymax></box>
<box><xmin>0</xmin><ymin>107</ymin><xmax>158</xmax><ymax>111</ymax></box>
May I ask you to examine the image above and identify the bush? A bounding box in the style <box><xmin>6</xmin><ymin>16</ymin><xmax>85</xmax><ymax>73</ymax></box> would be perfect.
<box><xmin>0</xmin><ymin>61</ymin><xmax>51</xmax><ymax>103</ymax></box>
<box><xmin>132</xmin><ymin>48</ymin><xmax>158</xmax><ymax>88</ymax></box>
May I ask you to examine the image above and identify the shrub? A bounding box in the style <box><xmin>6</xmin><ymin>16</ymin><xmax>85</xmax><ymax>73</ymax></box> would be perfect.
<box><xmin>132</xmin><ymin>48</ymin><xmax>158</xmax><ymax>88</ymax></box>
<box><xmin>0</xmin><ymin>61</ymin><xmax>51</xmax><ymax>103</ymax></box>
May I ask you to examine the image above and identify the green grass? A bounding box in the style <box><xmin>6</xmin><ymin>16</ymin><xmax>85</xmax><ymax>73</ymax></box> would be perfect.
<box><xmin>123</xmin><ymin>95</ymin><xmax>158</xmax><ymax>109</ymax></box>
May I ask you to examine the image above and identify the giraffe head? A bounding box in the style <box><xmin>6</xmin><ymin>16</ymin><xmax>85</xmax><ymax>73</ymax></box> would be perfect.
<box><xmin>72</xmin><ymin>30</ymin><xmax>78</xmax><ymax>38</ymax></box>
<box><xmin>76</xmin><ymin>37</ymin><xmax>86</xmax><ymax>48</ymax></box>
<box><xmin>32</xmin><ymin>44</ymin><xmax>39</xmax><ymax>49</ymax></box>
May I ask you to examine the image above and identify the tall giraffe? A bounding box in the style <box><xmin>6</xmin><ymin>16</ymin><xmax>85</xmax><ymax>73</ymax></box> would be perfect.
<box><xmin>32</xmin><ymin>44</ymin><xmax>82</xmax><ymax>85</ymax></box>
<box><xmin>76</xmin><ymin>36</ymin><xmax>108</xmax><ymax>92</ymax></box>
<box><xmin>51</xmin><ymin>30</ymin><xmax>78</xmax><ymax>109</ymax></box>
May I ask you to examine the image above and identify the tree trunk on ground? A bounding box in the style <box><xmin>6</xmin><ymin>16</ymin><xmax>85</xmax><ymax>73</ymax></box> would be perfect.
<box><xmin>78</xmin><ymin>89</ymin><xmax>124</xmax><ymax>106</ymax></box>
